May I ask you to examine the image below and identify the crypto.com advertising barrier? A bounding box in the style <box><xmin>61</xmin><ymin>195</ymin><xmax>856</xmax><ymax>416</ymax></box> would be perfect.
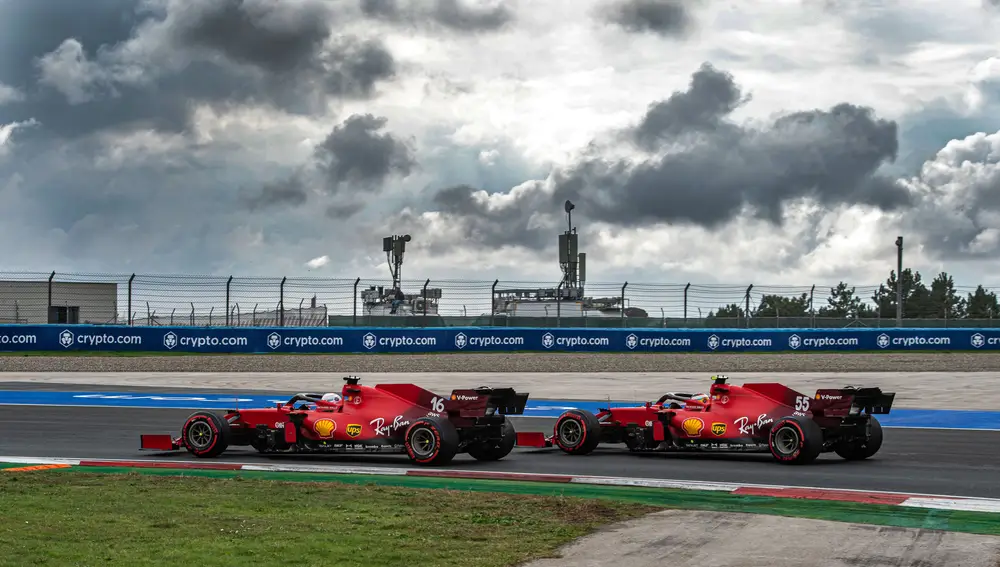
<box><xmin>1</xmin><ymin>324</ymin><xmax>1000</xmax><ymax>354</ymax></box>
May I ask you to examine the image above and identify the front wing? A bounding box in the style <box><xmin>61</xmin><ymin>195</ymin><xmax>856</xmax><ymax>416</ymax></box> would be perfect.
<box><xmin>140</xmin><ymin>434</ymin><xmax>182</xmax><ymax>451</ymax></box>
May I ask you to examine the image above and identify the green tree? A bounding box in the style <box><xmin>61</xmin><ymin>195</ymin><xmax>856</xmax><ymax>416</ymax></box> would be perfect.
<box><xmin>926</xmin><ymin>272</ymin><xmax>967</xmax><ymax>318</ymax></box>
<box><xmin>871</xmin><ymin>269</ymin><xmax>930</xmax><ymax>318</ymax></box>
<box><xmin>966</xmin><ymin>285</ymin><xmax>1000</xmax><ymax>319</ymax></box>
<box><xmin>707</xmin><ymin>303</ymin><xmax>744</xmax><ymax>319</ymax></box>
<box><xmin>818</xmin><ymin>282</ymin><xmax>873</xmax><ymax>318</ymax></box>
<box><xmin>754</xmin><ymin>293</ymin><xmax>810</xmax><ymax>317</ymax></box>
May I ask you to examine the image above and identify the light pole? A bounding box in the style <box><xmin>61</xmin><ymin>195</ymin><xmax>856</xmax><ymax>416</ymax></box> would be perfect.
<box><xmin>895</xmin><ymin>236</ymin><xmax>903</xmax><ymax>327</ymax></box>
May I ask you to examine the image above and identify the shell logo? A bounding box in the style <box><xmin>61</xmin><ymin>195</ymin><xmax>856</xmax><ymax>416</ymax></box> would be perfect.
<box><xmin>313</xmin><ymin>419</ymin><xmax>337</xmax><ymax>438</ymax></box>
<box><xmin>681</xmin><ymin>417</ymin><xmax>704</xmax><ymax>436</ymax></box>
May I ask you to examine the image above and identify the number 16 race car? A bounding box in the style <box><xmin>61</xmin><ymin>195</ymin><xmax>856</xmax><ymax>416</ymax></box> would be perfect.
<box><xmin>140</xmin><ymin>376</ymin><xmax>529</xmax><ymax>466</ymax></box>
<box><xmin>516</xmin><ymin>375</ymin><xmax>895</xmax><ymax>465</ymax></box>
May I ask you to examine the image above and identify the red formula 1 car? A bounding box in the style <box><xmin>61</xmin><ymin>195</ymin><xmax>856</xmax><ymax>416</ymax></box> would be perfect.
<box><xmin>516</xmin><ymin>375</ymin><xmax>895</xmax><ymax>465</ymax></box>
<box><xmin>140</xmin><ymin>376</ymin><xmax>529</xmax><ymax>466</ymax></box>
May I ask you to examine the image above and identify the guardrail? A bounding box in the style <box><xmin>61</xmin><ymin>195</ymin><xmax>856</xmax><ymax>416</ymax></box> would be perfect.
<box><xmin>2</xmin><ymin>324</ymin><xmax>999</xmax><ymax>353</ymax></box>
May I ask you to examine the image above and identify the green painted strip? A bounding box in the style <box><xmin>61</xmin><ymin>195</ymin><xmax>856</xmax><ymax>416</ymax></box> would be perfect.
<box><xmin>39</xmin><ymin>465</ymin><xmax>1000</xmax><ymax>536</ymax></box>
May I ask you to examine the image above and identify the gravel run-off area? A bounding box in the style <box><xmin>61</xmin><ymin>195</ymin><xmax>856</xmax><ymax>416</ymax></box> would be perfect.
<box><xmin>2</xmin><ymin>352</ymin><xmax>1000</xmax><ymax>373</ymax></box>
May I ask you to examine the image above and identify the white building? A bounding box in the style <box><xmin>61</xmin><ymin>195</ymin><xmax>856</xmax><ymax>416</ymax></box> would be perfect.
<box><xmin>0</xmin><ymin>280</ymin><xmax>118</xmax><ymax>325</ymax></box>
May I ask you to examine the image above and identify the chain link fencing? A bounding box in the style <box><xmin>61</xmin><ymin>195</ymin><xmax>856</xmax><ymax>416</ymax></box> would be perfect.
<box><xmin>0</xmin><ymin>270</ymin><xmax>997</xmax><ymax>329</ymax></box>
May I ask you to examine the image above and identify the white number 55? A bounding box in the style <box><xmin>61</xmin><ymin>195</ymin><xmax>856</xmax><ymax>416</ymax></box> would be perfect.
<box><xmin>794</xmin><ymin>396</ymin><xmax>810</xmax><ymax>412</ymax></box>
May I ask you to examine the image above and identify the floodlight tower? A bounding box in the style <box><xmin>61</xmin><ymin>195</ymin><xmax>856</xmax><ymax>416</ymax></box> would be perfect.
<box><xmin>383</xmin><ymin>234</ymin><xmax>411</xmax><ymax>290</ymax></box>
<box><xmin>559</xmin><ymin>200</ymin><xmax>585</xmax><ymax>296</ymax></box>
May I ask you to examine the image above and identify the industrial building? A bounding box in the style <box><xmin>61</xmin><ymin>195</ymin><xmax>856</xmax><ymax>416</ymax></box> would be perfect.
<box><xmin>0</xmin><ymin>280</ymin><xmax>119</xmax><ymax>325</ymax></box>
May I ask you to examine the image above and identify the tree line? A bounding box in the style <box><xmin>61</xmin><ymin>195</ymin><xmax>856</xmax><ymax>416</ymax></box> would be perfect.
<box><xmin>707</xmin><ymin>269</ymin><xmax>999</xmax><ymax>319</ymax></box>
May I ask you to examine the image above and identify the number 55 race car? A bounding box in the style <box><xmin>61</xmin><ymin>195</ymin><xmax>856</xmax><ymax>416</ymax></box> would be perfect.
<box><xmin>516</xmin><ymin>375</ymin><xmax>894</xmax><ymax>465</ymax></box>
<box><xmin>140</xmin><ymin>376</ymin><xmax>529</xmax><ymax>466</ymax></box>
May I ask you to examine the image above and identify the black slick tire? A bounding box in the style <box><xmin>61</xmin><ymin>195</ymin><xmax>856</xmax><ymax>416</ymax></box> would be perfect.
<box><xmin>181</xmin><ymin>411</ymin><xmax>231</xmax><ymax>458</ymax></box>
<box><xmin>404</xmin><ymin>416</ymin><xmax>460</xmax><ymax>466</ymax></box>
<box><xmin>834</xmin><ymin>417</ymin><xmax>883</xmax><ymax>460</ymax></box>
<box><xmin>768</xmin><ymin>415</ymin><xmax>823</xmax><ymax>465</ymax></box>
<box><xmin>467</xmin><ymin>419</ymin><xmax>517</xmax><ymax>461</ymax></box>
<box><xmin>553</xmin><ymin>409</ymin><xmax>601</xmax><ymax>455</ymax></box>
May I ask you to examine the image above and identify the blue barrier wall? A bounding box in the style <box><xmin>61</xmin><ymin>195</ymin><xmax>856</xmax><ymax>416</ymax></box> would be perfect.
<box><xmin>1</xmin><ymin>324</ymin><xmax>1000</xmax><ymax>353</ymax></box>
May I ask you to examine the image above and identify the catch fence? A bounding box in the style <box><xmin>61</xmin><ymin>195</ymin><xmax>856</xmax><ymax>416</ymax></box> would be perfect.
<box><xmin>0</xmin><ymin>271</ymin><xmax>996</xmax><ymax>329</ymax></box>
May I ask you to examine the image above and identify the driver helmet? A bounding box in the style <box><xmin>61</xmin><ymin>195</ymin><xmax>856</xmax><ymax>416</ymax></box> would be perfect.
<box><xmin>321</xmin><ymin>392</ymin><xmax>343</xmax><ymax>406</ymax></box>
<box><xmin>687</xmin><ymin>393</ymin><xmax>711</xmax><ymax>407</ymax></box>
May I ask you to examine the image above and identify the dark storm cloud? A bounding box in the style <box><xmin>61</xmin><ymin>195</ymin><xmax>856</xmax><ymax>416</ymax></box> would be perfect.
<box><xmin>325</xmin><ymin>202</ymin><xmax>366</xmax><ymax>219</ymax></box>
<box><xmin>170</xmin><ymin>0</ymin><xmax>333</xmax><ymax>72</ymax></box>
<box><xmin>555</xmin><ymin>64</ymin><xmax>909</xmax><ymax>228</ymax></box>
<box><xmin>0</xmin><ymin>0</ymin><xmax>141</xmax><ymax>90</ymax></box>
<box><xmin>241</xmin><ymin>174</ymin><xmax>308</xmax><ymax>211</ymax></box>
<box><xmin>239</xmin><ymin>113</ymin><xmax>415</xmax><ymax>217</ymax></box>
<box><xmin>421</xmin><ymin>62</ymin><xmax>911</xmax><ymax>248</ymax></box>
<box><xmin>429</xmin><ymin>0</ymin><xmax>513</xmax><ymax>31</ymax></box>
<box><xmin>360</xmin><ymin>0</ymin><xmax>514</xmax><ymax>32</ymax></box>
<box><xmin>0</xmin><ymin>0</ymin><xmax>397</xmax><ymax>139</ymax></box>
<box><xmin>171</xmin><ymin>0</ymin><xmax>395</xmax><ymax>100</ymax></box>
<box><xmin>0</xmin><ymin>0</ymin><xmax>158</xmax><ymax>135</ymax></box>
<box><xmin>601</xmin><ymin>0</ymin><xmax>697</xmax><ymax>37</ymax></box>
<box><xmin>629</xmin><ymin>63</ymin><xmax>747</xmax><ymax>150</ymax></box>
<box><xmin>315</xmin><ymin>114</ymin><xmax>416</xmax><ymax>193</ymax></box>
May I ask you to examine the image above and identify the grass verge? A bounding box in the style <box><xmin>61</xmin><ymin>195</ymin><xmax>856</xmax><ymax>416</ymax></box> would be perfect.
<box><xmin>0</xmin><ymin>470</ymin><xmax>655</xmax><ymax>567</ymax></box>
<box><xmin>4</xmin><ymin>465</ymin><xmax>1000</xmax><ymax>538</ymax></box>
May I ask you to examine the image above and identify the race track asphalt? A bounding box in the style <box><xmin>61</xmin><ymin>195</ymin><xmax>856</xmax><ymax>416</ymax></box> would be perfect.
<box><xmin>3</xmin><ymin>403</ymin><xmax>998</xmax><ymax>499</ymax></box>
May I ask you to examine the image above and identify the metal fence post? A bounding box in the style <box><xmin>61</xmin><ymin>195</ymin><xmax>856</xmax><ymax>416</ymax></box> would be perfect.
<box><xmin>47</xmin><ymin>271</ymin><xmax>55</xmax><ymax>323</ymax></box>
<box><xmin>279</xmin><ymin>277</ymin><xmax>286</xmax><ymax>327</ymax></box>
<box><xmin>490</xmin><ymin>279</ymin><xmax>498</xmax><ymax>326</ymax></box>
<box><xmin>896</xmin><ymin>236</ymin><xmax>903</xmax><ymax>326</ymax></box>
<box><xmin>621</xmin><ymin>282</ymin><xmax>628</xmax><ymax>326</ymax></box>
<box><xmin>683</xmin><ymin>283</ymin><xmax>690</xmax><ymax>323</ymax></box>
<box><xmin>225</xmin><ymin>275</ymin><xmax>232</xmax><ymax>326</ymax></box>
<box><xmin>744</xmin><ymin>284</ymin><xmax>753</xmax><ymax>328</ymax></box>
<box><xmin>556</xmin><ymin>282</ymin><xmax>563</xmax><ymax>327</ymax></box>
<box><xmin>422</xmin><ymin>279</ymin><xmax>430</xmax><ymax>321</ymax></box>
<box><xmin>809</xmin><ymin>284</ymin><xmax>815</xmax><ymax>328</ymax></box>
<box><xmin>127</xmin><ymin>273</ymin><xmax>135</xmax><ymax>325</ymax></box>
<box><xmin>353</xmin><ymin>277</ymin><xmax>360</xmax><ymax>326</ymax></box>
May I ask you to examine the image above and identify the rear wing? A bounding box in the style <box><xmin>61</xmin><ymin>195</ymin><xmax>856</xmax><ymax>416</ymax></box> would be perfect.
<box><xmin>814</xmin><ymin>386</ymin><xmax>895</xmax><ymax>416</ymax></box>
<box><xmin>449</xmin><ymin>387</ymin><xmax>529</xmax><ymax>416</ymax></box>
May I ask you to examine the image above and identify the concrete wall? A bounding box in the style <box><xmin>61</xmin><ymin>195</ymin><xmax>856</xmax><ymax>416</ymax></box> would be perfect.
<box><xmin>0</xmin><ymin>281</ymin><xmax>118</xmax><ymax>324</ymax></box>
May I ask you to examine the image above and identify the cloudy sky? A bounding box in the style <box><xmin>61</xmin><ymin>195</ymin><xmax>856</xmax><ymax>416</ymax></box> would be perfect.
<box><xmin>2</xmin><ymin>0</ymin><xmax>1000</xmax><ymax>296</ymax></box>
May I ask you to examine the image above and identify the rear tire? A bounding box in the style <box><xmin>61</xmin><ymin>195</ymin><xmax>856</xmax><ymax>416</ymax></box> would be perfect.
<box><xmin>553</xmin><ymin>409</ymin><xmax>601</xmax><ymax>455</ymax></box>
<box><xmin>768</xmin><ymin>416</ymin><xmax>823</xmax><ymax>465</ymax></box>
<box><xmin>181</xmin><ymin>411</ymin><xmax>231</xmax><ymax>458</ymax></box>
<box><xmin>834</xmin><ymin>417</ymin><xmax>883</xmax><ymax>460</ymax></box>
<box><xmin>404</xmin><ymin>416</ymin><xmax>460</xmax><ymax>466</ymax></box>
<box><xmin>467</xmin><ymin>420</ymin><xmax>517</xmax><ymax>461</ymax></box>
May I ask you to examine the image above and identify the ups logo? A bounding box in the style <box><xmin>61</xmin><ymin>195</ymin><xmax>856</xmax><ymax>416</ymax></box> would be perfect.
<box><xmin>711</xmin><ymin>422</ymin><xmax>726</xmax><ymax>436</ymax></box>
<box><xmin>346</xmin><ymin>424</ymin><xmax>362</xmax><ymax>438</ymax></box>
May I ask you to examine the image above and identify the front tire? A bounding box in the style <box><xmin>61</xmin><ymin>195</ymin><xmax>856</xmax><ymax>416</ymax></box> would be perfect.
<box><xmin>181</xmin><ymin>411</ymin><xmax>231</xmax><ymax>458</ymax></box>
<box><xmin>404</xmin><ymin>416</ymin><xmax>460</xmax><ymax>466</ymax></box>
<box><xmin>467</xmin><ymin>420</ymin><xmax>517</xmax><ymax>461</ymax></box>
<box><xmin>768</xmin><ymin>416</ymin><xmax>823</xmax><ymax>465</ymax></box>
<box><xmin>834</xmin><ymin>417</ymin><xmax>883</xmax><ymax>460</ymax></box>
<box><xmin>553</xmin><ymin>409</ymin><xmax>601</xmax><ymax>455</ymax></box>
